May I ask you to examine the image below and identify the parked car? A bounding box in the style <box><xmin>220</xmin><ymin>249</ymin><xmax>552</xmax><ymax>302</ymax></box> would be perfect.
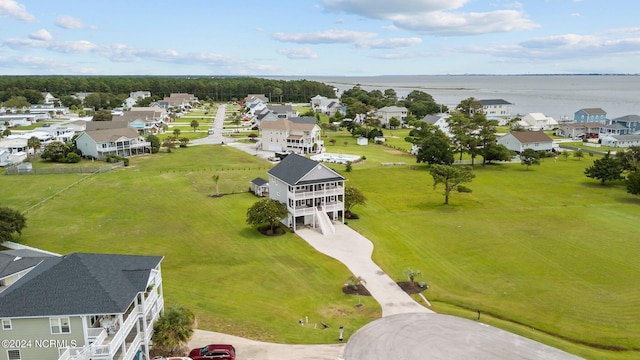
<box><xmin>189</xmin><ymin>344</ymin><xmax>236</xmax><ymax>360</ymax></box>
<box><xmin>152</xmin><ymin>357</ymin><xmax>192</xmax><ymax>360</ymax></box>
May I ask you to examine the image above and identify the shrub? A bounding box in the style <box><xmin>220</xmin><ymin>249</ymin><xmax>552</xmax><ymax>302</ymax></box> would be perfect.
<box><xmin>65</xmin><ymin>152</ymin><xmax>81</xmax><ymax>163</ymax></box>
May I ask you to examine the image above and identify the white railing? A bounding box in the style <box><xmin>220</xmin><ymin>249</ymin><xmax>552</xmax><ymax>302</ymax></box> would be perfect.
<box><xmin>122</xmin><ymin>333</ymin><xmax>142</xmax><ymax>360</ymax></box>
<box><xmin>88</xmin><ymin>327</ymin><xmax>107</xmax><ymax>345</ymax></box>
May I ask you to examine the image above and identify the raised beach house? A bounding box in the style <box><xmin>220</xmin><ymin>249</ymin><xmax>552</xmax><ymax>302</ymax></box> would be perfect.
<box><xmin>0</xmin><ymin>252</ymin><xmax>164</xmax><ymax>360</ymax></box>
<box><xmin>267</xmin><ymin>154</ymin><xmax>345</xmax><ymax>233</ymax></box>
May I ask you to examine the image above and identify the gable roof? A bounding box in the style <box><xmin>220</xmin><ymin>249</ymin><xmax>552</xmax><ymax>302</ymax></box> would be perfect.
<box><xmin>0</xmin><ymin>253</ymin><xmax>163</xmax><ymax>317</ymax></box>
<box><xmin>608</xmin><ymin>134</ymin><xmax>640</xmax><ymax>141</ymax></box>
<box><xmin>260</xmin><ymin>118</ymin><xmax>317</xmax><ymax>131</ymax></box>
<box><xmin>86</xmin><ymin>120</ymin><xmax>130</xmax><ymax>131</ymax></box>
<box><xmin>509</xmin><ymin>131</ymin><xmax>553</xmax><ymax>144</ymax></box>
<box><xmin>81</xmin><ymin>128</ymin><xmax>141</xmax><ymax>142</ymax></box>
<box><xmin>480</xmin><ymin>99</ymin><xmax>512</xmax><ymax>105</ymax></box>
<box><xmin>420</xmin><ymin>113</ymin><xmax>449</xmax><ymax>124</ymax></box>
<box><xmin>268</xmin><ymin>153</ymin><xmax>345</xmax><ymax>186</ymax></box>
<box><xmin>611</xmin><ymin>114</ymin><xmax>640</xmax><ymax>123</ymax></box>
<box><xmin>577</xmin><ymin>108</ymin><xmax>606</xmax><ymax>115</ymax></box>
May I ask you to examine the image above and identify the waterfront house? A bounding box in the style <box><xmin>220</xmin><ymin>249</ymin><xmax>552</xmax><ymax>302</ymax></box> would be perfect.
<box><xmin>267</xmin><ymin>154</ymin><xmax>345</xmax><ymax>233</ymax></box>
<box><xmin>259</xmin><ymin>117</ymin><xmax>322</xmax><ymax>154</ymax></box>
<box><xmin>574</xmin><ymin>108</ymin><xmax>607</xmax><ymax>124</ymax></box>
<box><xmin>497</xmin><ymin>131</ymin><xmax>554</xmax><ymax>153</ymax></box>
<box><xmin>75</xmin><ymin>128</ymin><xmax>151</xmax><ymax>159</ymax></box>
<box><xmin>609</xmin><ymin>114</ymin><xmax>640</xmax><ymax>133</ymax></box>
<box><xmin>374</xmin><ymin>106</ymin><xmax>408</xmax><ymax>127</ymax></box>
<box><xmin>480</xmin><ymin>99</ymin><xmax>513</xmax><ymax>122</ymax></box>
<box><xmin>0</xmin><ymin>252</ymin><xmax>164</xmax><ymax>360</ymax></box>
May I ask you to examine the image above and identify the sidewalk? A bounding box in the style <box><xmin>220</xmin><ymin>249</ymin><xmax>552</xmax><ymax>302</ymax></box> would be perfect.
<box><xmin>296</xmin><ymin>224</ymin><xmax>432</xmax><ymax>317</ymax></box>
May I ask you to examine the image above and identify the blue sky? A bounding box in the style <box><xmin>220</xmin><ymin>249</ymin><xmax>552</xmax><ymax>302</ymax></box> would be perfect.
<box><xmin>1</xmin><ymin>0</ymin><xmax>639</xmax><ymax>76</ymax></box>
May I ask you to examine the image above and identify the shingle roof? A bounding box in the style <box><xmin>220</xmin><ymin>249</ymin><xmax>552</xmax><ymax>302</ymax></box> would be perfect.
<box><xmin>0</xmin><ymin>249</ymin><xmax>57</xmax><ymax>280</ymax></box>
<box><xmin>260</xmin><ymin>118</ymin><xmax>317</xmax><ymax>131</ymax></box>
<box><xmin>578</xmin><ymin>108</ymin><xmax>606</xmax><ymax>115</ymax></box>
<box><xmin>288</xmin><ymin>116</ymin><xmax>317</xmax><ymax>124</ymax></box>
<box><xmin>611</xmin><ymin>114</ymin><xmax>640</xmax><ymax>123</ymax></box>
<box><xmin>0</xmin><ymin>253</ymin><xmax>163</xmax><ymax>317</ymax></box>
<box><xmin>267</xmin><ymin>153</ymin><xmax>345</xmax><ymax>186</ymax></box>
<box><xmin>509</xmin><ymin>131</ymin><xmax>553</xmax><ymax>143</ymax></box>
<box><xmin>251</xmin><ymin>177</ymin><xmax>268</xmax><ymax>186</ymax></box>
<box><xmin>480</xmin><ymin>99</ymin><xmax>512</xmax><ymax>105</ymax></box>
<box><xmin>82</xmin><ymin>128</ymin><xmax>141</xmax><ymax>142</ymax></box>
<box><xmin>86</xmin><ymin>120</ymin><xmax>130</xmax><ymax>131</ymax></box>
<box><xmin>610</xmin><ymin>134</ymin><xmax>640</xmax><ymax>141</ymax></box>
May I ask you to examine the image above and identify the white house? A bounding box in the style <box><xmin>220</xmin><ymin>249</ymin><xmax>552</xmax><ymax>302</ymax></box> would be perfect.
<box><xmin>420</xmin><ymin>113</ymin><xmax>451</xmax><ymax>136</ymax></box>
<box><xmin>0</xmin><ymin>138</ymin><xmax>28</xmax><ymax>154</ymax></box>
<box><xmin>310</xmin><ymin>95</ymin><xmax>344</xmax><ymax>116</ymax></box>
<box><xmin>250</xmin><ymin>177</ymin><xmax>269</xmax><ymax>197</ymax></box>
<box><xmin>267</xmin><ymin>153</ymin><xmax>345</xmax><ymax>233</ymax></box>
<box><xmin>375</xmin><ymin>106</ymin><xmax>408</xmax><ymax>127</ymax></box>
<box><xmin>259</xmin><ymin>117</ymin><xmax>322</xmax><ymax>154</ymax></box>
<box><xmin>599</xmin><ymin>134</ymin><xmax>640</xmax><ymax>148</ymax></box>
<box><xmin>497</xmin><ymin>131</ymin><xmax>554</xmax><ymax>153</ymax></box>
<box><xmin>480</xmin><ymin>99</ymin><xmax>513</xmax><ymax>123</ymax></box>
<box><xmin>0</xmin><ymin>251</ymin><xmax>164</xmax><ymax>360</ymax></box>
<box><xmin>75</xmin><ymin>128</ymin><xmax>151</xmax><ymax>159</ymax></box>
<box><xmin>519</xmin><ymin>113</ymin><xmax>559</xmax><ymax>131</ymax></box>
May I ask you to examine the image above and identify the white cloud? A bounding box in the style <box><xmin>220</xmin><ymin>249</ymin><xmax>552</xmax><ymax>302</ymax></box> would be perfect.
<box><xmin>55</xmin><ymin>15</ymin><xmax>96</xmax><ymax>30</ymax></box>
<box><xmin>356</xmin><ymin>37</ymin><xmax>422</xmax><ymax>49</ymax></box>
<box><xmin>321</xmin><ymin>0</ymin><xmax>468</xmax><ymax>18</ymax></box>
<box><xmin>321</xmin><ymin>0</ymin><xmax>538</xmax><ymax>36</ymax></box>
<box><xmin>389</xmin><ymin>10</ymin><xmax>538</xmax><ymax>35</ymax></box>
<box><xmin>29</xmin><ymin>29</ymin><xmax>52</xmax><ymax>41</ymax></box>
<box><xmin>272</xmin><ymin>29</ymin><xmax>377</xmax><ymax>44</ymax></box>
<box><xmin>0</xmin><ymin>0</ymin><xmax>35</xmax><ymax>22</ymax></box>
<box><xmin>277</xmin><ymin>48</ymin><xmax>319</xmax><ymax>59</ymax></box>
<box><xmin>459</xmin><ymin>33</ymin><xmax>640</xmax><ymax>61</ymax></box>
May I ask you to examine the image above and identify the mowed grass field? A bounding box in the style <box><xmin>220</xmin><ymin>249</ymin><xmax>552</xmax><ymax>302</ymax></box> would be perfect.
<box><xmin>1</xmin><ymin>145</ymin><xmax>380</xmax><ymax>344</ymax></box>
<box><xmin>2</xmin><ymin>129</ymin><xmax>639</xmax><ymax>359</ymax></box>
<box><xmin>320</xmin><ymin>133</ymin><xmax>639</xmax><ymax>360</ymax></box>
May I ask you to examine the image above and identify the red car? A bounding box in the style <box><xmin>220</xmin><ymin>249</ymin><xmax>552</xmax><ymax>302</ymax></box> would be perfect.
<box><xmin>188</xmin><ymin>344</ymin><xmax>236</xmax><ymax>360</ymax></box>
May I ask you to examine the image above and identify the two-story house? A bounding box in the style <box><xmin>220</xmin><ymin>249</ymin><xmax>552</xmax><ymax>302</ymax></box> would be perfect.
<box><xmin>419</xmin><ymin>113</ymin><xmax>451</xmax><ymax>136</ymax></box>
<box><xmin>518</xmin><ymin>113</ymin><xmax>559</xmax><ymax>131</ymax></box>
<box><xmin>480</xmin><ymin>99</ymin><xmax>513</xmax><ymax>124</ymax></box>
<box><xmin>267</xmin><ymin>154</ymin><xmax>345</xmax><ymax>233</ymax></box>
<box><xmin>497</xmin><ymin>131</ymin><xmax>554</xmax><ymax>153</ymax></box>
<box><xmin>574</xmin><ymin>108</ymin><xmax>607</xmax><ymax>124</ymax></box>
<box><xmin>374</xmin><ymin>106</ymin><xmax>408</xmax><ymax>127</ymax></box>
<box><xmin>310</xmin><ymin>95</ymin><xmax>345</xmax><ymax>117</ymax></box>
<box><xmin>609</xmin><ymin>114</ymin><xmax>640</xmax><ymax>133</ymax></box>
<box><xmin>259</xmin><ymin>117</ymin><xmax>322</xmax><ymax>154</ymax></box>
<box><xmin>0</xmin><ymin>252</ymin><xmax>164</xmax><ymax>360</ymax></box>
<box><xmin>555</xmin><ymin>122</ymin><xmax>603</xmax><ymax>139</ymax></box>
<box><xmin>75</xmin><ymin>128</ymin><xmax>151</xmax><ymax>159</ymax></box>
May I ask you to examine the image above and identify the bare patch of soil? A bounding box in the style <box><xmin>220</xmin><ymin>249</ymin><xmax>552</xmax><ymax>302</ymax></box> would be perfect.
<box><xmin>342</xmin><ymin>285</ymin><xmax>371</xmax><ymax>296</ymax></box>
<box><xmin>397</xmin><ymin>281</ymin><xmax>428</xmax><ymax>295</ymax></box>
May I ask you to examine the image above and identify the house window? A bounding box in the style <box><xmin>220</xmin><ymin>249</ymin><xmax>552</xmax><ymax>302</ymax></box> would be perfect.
<box><xmin>2</xmin><ymin>319</ymin><xmax>11</xmax><ymax>330</ymax></box>
<box><xmin>7</xmin><ymin>350</ymin><xmax>21</xmax><ymax>360</ymax></box>
<box><xmin>50</xmin><ymin>317</ymin><xmax>71</xmax><ymax>334</ymax></box>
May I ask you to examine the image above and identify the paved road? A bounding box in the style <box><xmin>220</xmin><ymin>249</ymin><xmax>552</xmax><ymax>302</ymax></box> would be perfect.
<box><xmin>190</xmin><ymin>104</ymin><xmax>227</xmax><ymax>145</ymax></box>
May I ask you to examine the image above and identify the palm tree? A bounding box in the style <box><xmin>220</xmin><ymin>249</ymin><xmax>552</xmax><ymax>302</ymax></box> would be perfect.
<box><xmin>162</xmin><ymin>138</ymin><xmax>176</xmax><ymax>153</ymax></box>
<box><xmin>190</xmin><ymin>119</ymin><xmax>199</xmax><ymax>132</ymax></box>
<box><xmin>346</xmin><ymin>275</ymin><xmax>366</xmax><ymax>290</ymax></box>
<box><xmin>152</xmin><ymin>305</ymin><xmax>194</xmax><ymax>356</ymax></box>
<box><xmin>212</xmin><ymin>174</ymin><xmax>220</xmax><ymax>196</ymax></box>
<box><xmin>403</xmin><ymin>268</ymin><xmax>422</xmax><ymax>284</ymax></box>
<box><xmin>27</xmin><ymin>136</ymin><xmax>41</xmax><ymax>156</ymax></box>
<box><xmin>173</xmin><ymin>128</ymin><xmax>181</xmax><ymax>137</ymax></box>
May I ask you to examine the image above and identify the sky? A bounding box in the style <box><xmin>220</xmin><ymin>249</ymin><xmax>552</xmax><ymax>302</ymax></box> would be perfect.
<box><xmin>0</xmin><ymin>0</ymin><xmax>639</xmax><ymax>76</ymax></box>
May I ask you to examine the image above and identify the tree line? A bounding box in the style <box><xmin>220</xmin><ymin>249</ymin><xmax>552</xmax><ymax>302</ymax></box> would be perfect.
<box><xmin>0</xmin><ymin>76</ymin><xmax>336</xmax><ymax>104</ymax></box>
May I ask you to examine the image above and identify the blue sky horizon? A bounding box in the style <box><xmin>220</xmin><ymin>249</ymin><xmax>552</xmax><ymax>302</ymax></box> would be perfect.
<box><xmin>1</xmin><ymin>0</ymin><xmax>639</xmax><ymax>76</ymax></box>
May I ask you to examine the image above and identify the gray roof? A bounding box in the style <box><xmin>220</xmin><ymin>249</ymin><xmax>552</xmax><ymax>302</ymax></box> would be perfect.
<box><xmin>81</xmin><ymin>127</ymin><xmax>141</xmax><ymax>142</ymax></box>
<box><xmin>288</xmin><ymin>116</ymin><xmax>317</xmax><ymax>124</ymax></box>
<box><xmin>611</xmin><ymin>114</ymin><xmax>640</xmax><ymax>123</ymax></box>
<box><xmin>86</xmin><ymin>120</ymin><xmax>130</xmax><ymax>131</ymax></box>
<box><xmin>267</xmin><ymin>153</ymin><xmax>345</xmax><ymax>186</ymax></box>
<box><xmin>0</xmin><ymin>253</ymin><xmax>163</xmax><ymax>317</ymax></box>
<box><xmin>602</xmin><ymin>123</ymin><xmax>627</xmax><ymax>130</ymax></box>
<box><xmin>420</xmin><ymin>114</ymin><xmax>448</xmax><ymax>125</ymax></box>
<box><xmin>251</xmin><ymin>177</ymin><xmax>268</xmax><ymax>186</ymax></box>
<box><xmin>480</xmin><ymin>99</ymin><xmax>512</xmax><ymax>105</ymax></box>
<box><xmin>0</xmin><ymin>249</ymin><xmax>57</xmax><ymax>279</ymax></box>
<box><xmin>609</xmin><ymin>134</ymin><xmax>640</xmax><ymax>141</ymax></box>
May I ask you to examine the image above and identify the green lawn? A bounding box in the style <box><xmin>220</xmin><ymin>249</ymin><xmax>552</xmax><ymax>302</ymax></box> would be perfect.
<box><xmin>3</xmin><ymin>132</ymin><xmax>639</xmax><ymax>358</ymax></box>
<box><xmin>2</xmin><ymin>146</ymin><xmax>379</xmax><ymax>344</ymax></box>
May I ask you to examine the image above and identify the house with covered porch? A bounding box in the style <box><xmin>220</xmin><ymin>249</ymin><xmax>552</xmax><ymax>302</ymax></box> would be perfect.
<box><xmin>0</xmin><ymin>252</ymin><xmax>164</xmax><ymax>360</ymax></box>
<box><xmin>75</xmin><ymin>128</ymin><xmax>151</xmax><ymax>160</ymax></box>
<box><xmin>267</xmin><ymin>154</ymin><xmax>345</xmax><ymax>233</ymax></box>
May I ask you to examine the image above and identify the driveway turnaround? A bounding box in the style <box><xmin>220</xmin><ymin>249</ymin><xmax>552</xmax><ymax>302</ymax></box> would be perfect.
<box><xmin>344</xmin><ymin>313</ymin><xmax>584</xmax><ymax>360</ymax></box>
<box><xmin>296</xmin><ymin>225</ymin><xmax>432</xmax><ymax>317</ymax></box>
